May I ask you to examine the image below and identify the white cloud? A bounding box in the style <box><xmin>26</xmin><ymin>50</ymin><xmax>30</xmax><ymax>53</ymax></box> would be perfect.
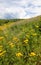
<box><xmin>32</xmin><ymin>0</ymin><xmax>41</xmax><ymax>6</ymax></box>
<box><xmin>0</xmin><ymin>0</ymin><xmax>41</xmax><ymax>19</ymax></box>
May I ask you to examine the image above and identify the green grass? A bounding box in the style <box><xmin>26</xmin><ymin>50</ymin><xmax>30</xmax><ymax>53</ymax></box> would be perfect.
<box><xmin>0</xmin><ymin>16</ymin><xmax>41</xmax><ymax>65</ymax></box>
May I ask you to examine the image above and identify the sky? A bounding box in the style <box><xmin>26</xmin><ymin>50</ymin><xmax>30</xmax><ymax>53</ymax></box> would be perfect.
<box><xmin>0</xmin><ymin>0</ymin><xmax>41</xmax><ymax>19</ymax></box>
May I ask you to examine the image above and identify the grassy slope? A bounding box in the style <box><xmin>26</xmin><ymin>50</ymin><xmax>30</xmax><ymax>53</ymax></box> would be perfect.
<box><xmin>0</xmin><ymin>16</ymin><xmax>41</xmax><ymax>65</ymax></box>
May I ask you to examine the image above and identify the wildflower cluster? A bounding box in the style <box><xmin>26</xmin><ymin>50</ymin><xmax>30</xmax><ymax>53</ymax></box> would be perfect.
<box><xmin>16</xmin><ymin>52</ymin><xmax>23</xmax><ymax>57</ymax></box>
<box><xmin>29</xmin><ymin>52</ymin><xmax>36</xmax><ymax>56</ymax></box>
<box><xmin>0</xmin><ymin>45</ymin><xmax>6</xmax><ymax>57</ymax></box>
<box><xmin>0</xmin><ymin>18</ymin><xmax>41</xmax><ymax>65</ymax></box>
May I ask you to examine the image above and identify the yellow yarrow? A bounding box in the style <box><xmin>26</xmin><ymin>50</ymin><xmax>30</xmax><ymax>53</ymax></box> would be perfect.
<box><xmin>9</xmin><ymin>43</ymin><xmax>14</xmax><ymax>48</ymax></box>
<box><xmin>0</xmin><ymin>37</ymin><xmax>4</xmax><ymax>40</ymax></box>
<box><xmin>32</xmin><ymin>33</ymin><xmax>37</xmax><ymax>36</ymax></box>
<box><xmin>0</xmin><ymin>50</ymin><xmax>2</xmax><ymax>52</ymax></box>
<box><xmin>35</xmin><ymin>25</ymin><xmax>39</xmax><ymax>28</ymax></box>
<box><xmin>0</xmin><ymin>50</ymin><xmax>6</xmax><ymax>57</ymax></box>
<box><xmin>0</xmin><ymin>45</ymin><xmax>3</xmax><ymax>48</ymax></box>
<box><xmin>24</xmin><ymin>39</ymin><xmax>28</xmax><ymax>44</ymax></box>
<box><xmin>0</xmin><ymin>45</ymin><xmax>3</xmax><ymax>52</ymax></box>
<box><xmin>16</xmin><ymin>52</ymin><xmax>23</xmax><ymax>57</ymax></box>
<box><xmin>0</xmin><ymin>48</ymin><xmax>3</xmax><ymax>52</ymax></box>
<box><xmin>13</xmin><ymin>37</ymin><xmax>19</xmax><ymax>42</ymax></box>
<box><xmin>29</xmin><ymin>52</ymin><xmax>36</xmax><ymax>56</ymax></box>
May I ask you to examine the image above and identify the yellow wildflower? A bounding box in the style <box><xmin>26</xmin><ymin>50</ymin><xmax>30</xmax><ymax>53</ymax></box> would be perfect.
<box><xmin>0</xmin><ymin>50</ymin><xmax>6</xmax><ymax>57</ymax></box>
<box><xmin>35</xmin><ymin>25</ymin><xmax>39</xmax><ymax>28</ymax></box>
<box><xmin>32</xmin><ymin>33</ymin><xmax>37</xmax><ymax>36</ymax></box>
<box><xmin>0</xmin><ymin>45</ymin><xmax>3</xmax><ymax>52</ymax></box>
<box><xmin>0</xmin><ymin>50</ymin><xmax>2</xmax><ymax>52</ymax></box>
<box><xmin>29</xmin><ymin>52</ymin><xmax>36</xmax><ymax>56</ymax></box>
<box><xmin>0</xmin><ymin>37</ymin><xmax>4</xmax><ymax>40</ymax></box>
<box><xmin>0</xmin><ymin>45</ymin><xmax>3</xmax><ymax>48</ymax></box>
<box><xmin>16</xmin><ymin>52</ymin><xmax>23</xmax><ymax>57</ymax></box>
<box><xmin>0</xmin><ymin>48</ymin><xmax>3</xmax><ymax>52</ymax></box>
<box><xmin>13</xmin><ymin>37</ymin><xmax>19</xmax><ymax>42</ymax></box>
<box><xmin>0</xmin><ymin>28</ymin><xmax>2</xmax><ymax>30</ymax></box>
<box><xmin>9</xmin><ymin>43</ymin><xmax>14</xmax><ymax>48</ymax></box>
<box><xmin>24</xmin><ymin>39</ymin><xmax>28</xmax><ymax>44</ymax></box>
<box><xmin>26</xmin><ymin>34</ymin><xmax>29</xmax><ymax>38</ymax></box>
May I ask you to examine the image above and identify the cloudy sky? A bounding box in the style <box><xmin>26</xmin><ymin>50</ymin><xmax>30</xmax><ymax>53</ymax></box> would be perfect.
<box><xmin>0</xmin><ymin>0</ymin><xmax>41</xmax><ymax>19</ymax></box>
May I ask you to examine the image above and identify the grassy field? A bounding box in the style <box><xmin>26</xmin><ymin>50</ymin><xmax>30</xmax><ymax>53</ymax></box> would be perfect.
<box><xmin>0</xmin><ymin>16</ymin><xmax>41</xmax><ymax>65</ymax></box>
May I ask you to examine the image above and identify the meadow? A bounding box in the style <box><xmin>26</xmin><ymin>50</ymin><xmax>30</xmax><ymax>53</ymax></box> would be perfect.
<box><xmin>0</xmin><ymin>16</ymin><xmax>41</xmax><ymax>65</ymax></box>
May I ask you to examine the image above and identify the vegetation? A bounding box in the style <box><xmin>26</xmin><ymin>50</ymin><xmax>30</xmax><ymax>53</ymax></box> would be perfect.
<box><xmin>0</xmin><ymin>19</ymin><xmax>21</xmax><ymax>25</ymax></box>
<box><xmin>0</xmin><ymin>16</ymin><xmax>41</xmax><ymax>65</ymax></box>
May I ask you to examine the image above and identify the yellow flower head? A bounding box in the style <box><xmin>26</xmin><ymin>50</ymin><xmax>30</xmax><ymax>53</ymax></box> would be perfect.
<box><xmin>16</xmin><ymin>52</ymin><xmax>23</xmax><ymax>57</ymax></box>
<box><xmin>9</xmin><ymin>43</ymin><xmax>14</xmax><ymax>48</ymax></box>
<box><xmin>0</xmin><ymin>37</ymin><xmax>4</xmax><ymax>40</ymax></box>
<box><xmin>0</xmin><ymin>45</ymin><xmax>3</xmax><ymax>52</ymax></box>
<box><xmin>29</xmin><ymin>52</ymin><xmax>36</xmax><ymax>56</ymax></box>
<box><xmin>0</xmin><ymin>50</ymin><xmax>6</xmax><ymax>57</ymax></box>
<box><xmin>13</xmin><ymin>37</ymin><xmax>19</xmax><ymax>42</ymax></box>
<box><xmin>0</xmin><ymin>45</ymin><xmax>3</xmax><ymax>48</ymax></box>
<box><xmin>24</xmin><ymin>39</ymin><xmax>28</xmax><ymax>44</ymax></box>
<box><xmin>32</xmin><ymin>33</ymin><xmax>37</xmax><ymax>36</ymax></box>
<box><xmin>35</xmin><ymin>25</ymin><xmax>39</xmax><ymax>28</ymax></box>
<box><xmin>0</xmin><ymin>48</ymin><xmax>3</xmax><ymax>52</ymax></box>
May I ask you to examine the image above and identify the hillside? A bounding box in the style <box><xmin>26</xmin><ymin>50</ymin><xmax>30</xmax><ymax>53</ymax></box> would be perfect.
<box><xmin>0</xmin><ymin>16</ymin><xmax>41</xmax><ymax>65</ymax></box>
<box><xmin>0</xmin><ymin>15</ymin><xmax>41</xmax><ymax>25</ymax></box>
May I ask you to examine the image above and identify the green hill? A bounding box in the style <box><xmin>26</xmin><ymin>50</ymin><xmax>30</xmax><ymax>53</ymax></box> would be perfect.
<box><xmin>0</xmin><ymin>15</ymin><xmax>41</xmax><ymax>25</ymax></box>
<box><xmin>0</xmin><ymin>16</ymin><xmax>41</xmax><ymax>65</ymax></box>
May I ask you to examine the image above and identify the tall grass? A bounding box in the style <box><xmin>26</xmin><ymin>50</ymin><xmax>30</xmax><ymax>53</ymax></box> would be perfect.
<box><xmin>0</xmin><ymin>16</ymin><xmax>41</xmax><ymax>65</ymax></box>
